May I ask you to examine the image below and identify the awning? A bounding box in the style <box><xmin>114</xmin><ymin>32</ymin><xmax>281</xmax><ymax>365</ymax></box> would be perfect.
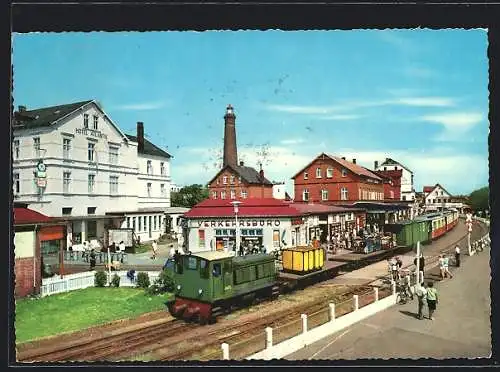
<box><xmin>39</xmin><ymin>225</ymin><xmax>64</xmax><ymax>241</ymax></box>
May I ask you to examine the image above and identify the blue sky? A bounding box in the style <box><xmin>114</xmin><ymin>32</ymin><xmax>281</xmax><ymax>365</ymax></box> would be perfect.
<box><xmin>12</xmin><ymin>30</ymin><xmax>489</xmax><ymax>196</ymax></box>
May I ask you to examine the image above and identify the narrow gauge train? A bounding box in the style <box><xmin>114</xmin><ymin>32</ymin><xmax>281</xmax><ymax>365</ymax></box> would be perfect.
<box><xmin>166</xmin><ymin>210</ymin><xmax>460</xmax><ymax>324</ymax></box>
<box><xmin>383</xmin><ymin>209</ymin><xmax>459</xmax><ymax>248</ymax></box>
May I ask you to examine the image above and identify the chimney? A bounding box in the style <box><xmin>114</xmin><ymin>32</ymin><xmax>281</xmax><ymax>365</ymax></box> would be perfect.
<box><xmin>352</xmin><ymin>158</ymin><xmax>356</xmax><ymax>164</ymax></box>
<box><xmin>223</xmin><ymin>104</ymin><xmax>238</xmax><ymax>168</ymax></box>
<box><xmin>239</xmin><ymin>161</ymin><xmax>244</xmax><ymax>166</ymax></box>
<box><xmin>137</xmin><ymin>122</ymin><xmax>144</xmax><ymax>152</ymax></box>
<box><xmin>259</xmin><ymin>163</ymin><xmax>264</xmax><ymax>180</ymax></box>
<box><xmin>374</xmin><ymin>160</ymin><xmax>379</xmax><ymax>170</ymax></box>
<box><xmin>341</xmin><ymin>156</ymin><xmax>346</xmax><ymax>160</ymax></box>
<box><xmin>18</xmin><ymin>105</ymin><xmax>26</xmax><ymax>112</ymax></box>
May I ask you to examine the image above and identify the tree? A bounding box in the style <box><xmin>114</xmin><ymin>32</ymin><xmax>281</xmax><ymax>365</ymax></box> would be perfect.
<box><xmin>468</xmin><ymin>186</ymin><xmax>489</xmax><ymax>212</ymax></box>
<box><xmin>171</xmin><ymin>184</ymin><xmax>209</xmax><ymax>208</ymax></box>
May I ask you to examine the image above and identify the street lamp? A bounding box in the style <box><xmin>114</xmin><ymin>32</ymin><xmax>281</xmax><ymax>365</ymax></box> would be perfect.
<box><xmin>231</xmin><ymin>200</ymin><xmax>242</xmax><ymax>255</ymax></box>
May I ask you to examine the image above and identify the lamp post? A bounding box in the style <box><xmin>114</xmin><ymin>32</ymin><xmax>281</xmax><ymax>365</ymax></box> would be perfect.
<box><xmin>231</xmin><ymin>200</ymin><xmax>242</xmax><ymax>255</ymax></box>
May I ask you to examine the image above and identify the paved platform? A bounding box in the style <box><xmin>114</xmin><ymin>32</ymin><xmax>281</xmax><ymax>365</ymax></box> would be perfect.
<box><xmin>285</xmin><ymin>240</ymin><xmax>491</xmax><ymax>359</ymax></box>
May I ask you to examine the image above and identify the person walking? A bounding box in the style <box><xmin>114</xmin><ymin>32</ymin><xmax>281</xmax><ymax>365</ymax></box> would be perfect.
<box><xmin>415</xmin><ymin>283</ymin><xmax>427</xmax><ymax>320</ymax></box>
<box><xmin>443</xmin><ymin>254</ymin><xmax>453</xmax><ymax>279</ymax></box>
<box><xmin>152</xmin><ymin>240</ymin><xmax>158</xmax><ymax>260</ymax></box>
<box><xmin>425</xmin><ymin>282</ymin><xmax>438</xmax><ymax>320</ymax></box>
<box><xmin>89</xmin><ymin>249</ymin><xmax>96</xmax><ymax>270</ymax></box>
<box><xmin>455</xmin><ymin>245</ymin><xmax>461</xmax><ymax>267</ymax></box>
<box><xmin>438</xmin><ymin>254</ymin><xmax>446</xmax><ymax>280</ymax></box>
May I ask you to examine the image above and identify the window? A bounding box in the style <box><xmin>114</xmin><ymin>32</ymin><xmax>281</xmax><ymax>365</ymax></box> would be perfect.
<box><xmin>132</xmin><ymin>217</ymin><xmax>136</xmax><ymax>230</ymax></box>
<box><xmin>13</xmin><ymin>140</ymin><xmax>19</xmax><ymax>160</ymax></box>
<box><xmin>241</xmin><ymin>190</ymin><xmax>248</xmax><ymax>199</ymax></box>
<box><xmin>84</xmin><ymin>114</ymin><xmax>89</xmax><ymax>128</ymax></box>
<box><xmin>63</xmin><ymin>172</ymin><xmax>71</xmax><ymax>194</ymax></box>
<box><xmin>326</xmin><ymin>168</ymin><xmax>333</xmax><ymax>178</ymax></box>
<box><xmin>216</xmin><ymin>178</ymin><xmax>220</xmax><ymax>185</ymax></box>
<box><xmin>147</xmin><ymin>160</ymin><xmax>153</xmax><ymax>175</ymax></box>
<box><xmin>402</xmin><ymin>195</ymin><xmax>407</xmax><ymax>201</ymax></box>
<box><xmin>110</xmin><ymin>176</ymin><xmax>118</xmax><ymax>194</ymax></box>
<box><xmin>14</xmin><ymin>173</ymin><xmax>19</xmax><ymax>193</ymax></box>
<box><xmin>88</xmin><ymin>174</ymin><xmax>95</xmax><ymax>194</ymax></box>
<box><xmin>93</xmin><ymin>115</ymin><xmax>99</xmax><ymax>130</ymax></box>
<box><xmin>230</xmin><ymin>189</ymin><xmax>236</xmax><ymax>199</ymax></box>
<box><xmin>341</xmin><ymin>187</ymin><xmax>348</xmax><ymax>200</ymax></box>
<box><xmin>316</xmin><ymin>167</ymin><xmax>322</xmax><ymax>178</ymax></box>
<box><xmin>304</xmin><ymin>172</ymin><xmax>308</xmax><ymax>180</ymax></box>
<box><xmin>384</xmin><ymin>166</ymin><xmax>387</xmax><ymax>171</ymax></box>
<box><xmin>143</xmin><ymin>216</ymin><xmax>147</xmax><ymax>231</ymax></box>
<box><xmin>212</xmin><ymin>263</ymin><xmax>222</xmax><ymax>277</ymax></box>
<box><xmin>341</xmin><ymin>168</ymin><xmax>347</xmax><ymax>177</ymax></box>
<box><xmin>127</xmin><ymin>217</ymin><xmax>131</xmax><ymax>228</ymax></box>
<box><xmin>212</xmin><ymin>191</ymin><xmax>218</xmax><ymax>199</ymax></box>
<box><xmin>223</xmin><ymin>176</ymin><xmax>228</xmax><ymax>185</ymax></box>
<box><xmin>87</xmin><ymin>207</ymin><xmax>96</xmax><ymax>215</ymax></box>
<box><xmin>63</xmin><ymin>138</ymin><xmax>71</xmax><ymax>159</ymax></box>
<box><xmin>302</xmin><ymin>188</ymin><xmax>309</xmax><ymax>202</ymax></box>
<box><xmin>138</xmin><ymin>216</ymin><xmax>142</xmax><ymax>231</ymax></box>
<box><xmin>33</xmin><ymin>137</ymin><xmax>40</xmax><ymax>158</ymax></box>
<box><xmin>88</xmin><ymin>142</ymin><xmax>95</xmax><ymax>162</ymax></box>
<box><xmin>221</xmin><ymin>191</ymin><xmax>227</xmax><ymax>199</ymax></box>
<box><xmin>321</xmin><ymin>189</ymin><xmax>328</xmax><ymax>201</ymax></box>
<box><xmin>62</xmin><ymin>207</ymin><xmax>72</xmax><ymax>215</ymax></box>
<box><xmin>109</xmin><ymin>146</ymin><xmax>118</xmax><ymax>164</ymax></box>
<box><xmin>200</xmin><ymin>259</ymin><xmax>209</xmax><ymax>279</ymax></box>
<box><xmin>230</xmin><ymin>175</ymin><xmax>235</xmax><ymax>184</ymax></box>
<box><xmin>154</xmin><ymin>216</ymin><xmax>157</xmax><ymax>230</ymax></box>
<box><xmin>160</xmin><ymin>162</ymin><xmax>165</xmax><ymax>176</ymax></box>
<box><xmin>186</xmin><ymin>257</ymin><xmax>198</xmax><ymax>270</ymax></box>
<box><xmin>147</xmin><ymin>183</ymin><xmax>152</xmax><ymax>197</ymax></box>
<box><xmin>161</xmin><ymin>184</ymin><xmax>166</xmax><ymax>196</ymax></box>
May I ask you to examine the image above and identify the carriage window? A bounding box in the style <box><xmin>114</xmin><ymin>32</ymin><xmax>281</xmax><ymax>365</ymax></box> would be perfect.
<box><xmin>223</xmin><ymin>261</ymin><xmax>232</xmax><ymax>274</ymax></box>
<box><xmin>187</xmin><ymin>257</ymin><xmax>198</xmax><ymax>270</ymax></box>
<box><xmin>200</xmin><ymin>259</ymin><xmax>209</xmax><ymax>278</ymax></box>
<box><xmin>212</xmin><ymin>263</ymin><xmax>222</xmax><ymax>277</ymax></box>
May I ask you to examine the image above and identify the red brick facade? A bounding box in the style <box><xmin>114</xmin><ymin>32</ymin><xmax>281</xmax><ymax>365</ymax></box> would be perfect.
<box><xmin>375</xmin><ymin>169</ymin><xmax>403</xmax><ymax>200</ymax></box>
<box><xmin>293</xmin><ymin>154</ymin><xmax>384</xmax><ymax>203</ymax></box>
<box><xmin>14</xmin><ymin>231</ymin><xmax>41</xmax><ymax>298</ymax></box>
<box><xmin>208</xmin><ymin>168</ymin><xmax>273</xmax><ymax>200</ymax></box>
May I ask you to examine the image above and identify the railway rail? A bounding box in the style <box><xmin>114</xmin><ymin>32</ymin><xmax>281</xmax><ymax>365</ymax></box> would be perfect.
<box><xmin>18</xmin><ymin>220</ymin><xmax>488</xmax><ymax>362</ymax></box>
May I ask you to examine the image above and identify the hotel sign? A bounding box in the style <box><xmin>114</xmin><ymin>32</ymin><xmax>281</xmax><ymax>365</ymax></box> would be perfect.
<box><xmin>193</xmin><ymin>219</ymin><xmax>281</xmax><ymax>228</ymax></box>
<box><xmin>75</xmin><ymin>127</ymin><xmax>108</xmax><ymax>139</ymax></box>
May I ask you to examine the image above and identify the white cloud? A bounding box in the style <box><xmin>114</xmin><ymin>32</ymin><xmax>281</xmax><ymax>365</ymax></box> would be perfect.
<box><xmin>265</xmin><ymin>104</ymin><xmax>336</xmax><ymax>115</ymax></box>
<box><xmin>112</xmin><ymin>101</ymin><xmax>166</xmax><ymax>111</ymax></box>
<box><xmin>280</xmin><ymin>138</ymin><xmax>305</xmax><ymax>145</ymax></box>
<box><xmin>421</xmin><ymin>112</ymin><xmax>484</xmax><ymax>130</ymax></box>
<box><xmin>395</xmin><ymin>97</ymin><xmax>456</xmax><ymax>107</ymax></box>
<box><xmin>316</xmin><ymin>114</ymin><xmax>362</xmax><ymax>121</ymax></box>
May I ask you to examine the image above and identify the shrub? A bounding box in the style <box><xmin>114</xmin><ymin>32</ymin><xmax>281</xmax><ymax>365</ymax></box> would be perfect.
<box><xmin>94</xmin><ymin>271</ymin><xmax>107</xmax><ymax>287</ymax></box>
<box><xmin>146</xmin><ymin>270</ymin><xmax>175</xmax><ymax>295</ymax></box>
<box><xmin>136</xmin><ymin>272</ymin><xmax>150</xmax><ymax>289</ymax></box>
<box><xmin>111</xmin><ymin>273</ymin><xmax>121</xmax><ymax>288</ymax></box>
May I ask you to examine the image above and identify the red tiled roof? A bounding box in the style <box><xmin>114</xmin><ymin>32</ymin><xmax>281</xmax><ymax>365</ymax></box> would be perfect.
<box><xmin>290</xmin><ymin>203</ymin><xmax>361</xmax><ymax>214</ymax></box>
<box><xmin>184</xmin><ymin>198</ymin><xmax>302</xmax><ymax>218</ymax></box>
<box><xmin>423</xmin><ymin>186</ymin><xmax>435</xmax><ymax>193</ymax></box>
<box><xmin>14</xmin><ymin>207</ymin><xmax>52</xmax><ymax>225</ymax></box>
<box><xmin>330</xmin><ymin>156</ymin><xmax>382</xmax><ymax>180</ymax></box>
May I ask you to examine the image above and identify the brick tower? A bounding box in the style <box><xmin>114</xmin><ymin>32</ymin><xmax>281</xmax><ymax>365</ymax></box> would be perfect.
<box><xmin>223</xmin><ymin>104</ymin><xmax>238</xmax><ymax>168</ymax></box>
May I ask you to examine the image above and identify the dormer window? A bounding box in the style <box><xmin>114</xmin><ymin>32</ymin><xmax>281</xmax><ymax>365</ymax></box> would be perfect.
<box><xmin>230</xmin><ymin>175</ymin><xmax>235</xmax><ymax>184</ymax></box>
<box><xmin>326</xmin><ymin>168</ymin><xmax>333</xmax><ymax>178</ymax></box>
<box><xmin>316</xmin><ymin>168</ymin><xmax>322</xmax><ymax>178</ymax></box>
<box><xmin>93</xmin><ymin>115</ymin><xmax>99</xmax><ymax>130</ymax></box>
<box><xmin>341</xmin><ymin>168</ymin><xmax>347</xmax><ymax>177</ymax></box>
<box><xmin>223</xmin><ymin>176</ymin><xmax>228</xmax><ymax>185</ymax></box>
<box><xmin>83</xmin><ymin>114</ymin><xmax>89</xmax><ymax>128</ymax></box>
<box><xmin>304</xmin><ymin>172</ymin><xmax>308</xmax><ymax>180</ymax></box>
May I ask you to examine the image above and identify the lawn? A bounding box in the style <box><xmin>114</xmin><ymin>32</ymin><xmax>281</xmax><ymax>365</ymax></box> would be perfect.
<box><xmin>15</xmin><ymin>287</ymin><xmax>172</xmax><ymax>344</ymax></box>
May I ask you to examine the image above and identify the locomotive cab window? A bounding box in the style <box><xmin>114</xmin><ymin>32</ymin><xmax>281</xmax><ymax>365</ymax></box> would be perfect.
<box><xmin>187</xmin><ymin>256</ymin><xmax>198</xmax><ymax>270</ymax></box>
<box><xmin>200</xmin><ymin>259</ymin><xmax>209</xmax><ymax>279</ymax></box>
<box><xmin>212</xmin><ymin>263</ymin><xmax>222</xmax><ymax>277</ymax></box>
<box><xmin>223</xmin><ymin>261</ymin><xmax>232</xmax><ymax>274</ymax></box>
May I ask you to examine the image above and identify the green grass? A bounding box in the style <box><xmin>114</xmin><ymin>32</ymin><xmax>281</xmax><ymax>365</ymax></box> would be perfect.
<box><xmin>15</xmin><ymin>287</ymin><xmax>171</xmax><ymax>344</ymax></box>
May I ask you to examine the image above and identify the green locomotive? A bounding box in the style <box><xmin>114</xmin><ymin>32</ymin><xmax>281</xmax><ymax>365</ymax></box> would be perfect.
<box><xmin>165</xmin><ymin>251</ymin><xmax>278</xmax><ymax>324</ymax></box>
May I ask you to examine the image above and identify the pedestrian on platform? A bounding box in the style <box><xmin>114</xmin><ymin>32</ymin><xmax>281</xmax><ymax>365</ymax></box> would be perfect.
<box><xmin>425</xmin><ymin>282</ymin><xmax>438</xmax><ymax>320</ymax></box>
<box><xmin>89</xmin><ymin>249</ymin><xmax>96</xmax><ymax>270</ymax></box>
<box><xmin>438</xmin><ymin>254</ymin><xmax>446</xmax><ymax>280</ymax></box>
<box><xmin>443</xmin><ymin>255</ymin><xmax>453</xmax><ymax>279</ymax></box>
<box><xmin>455</xmin><ymin>245</ymin><xmax>461</xmax><ymax>267</ymax></box>
<box><xmin>390</xmin><ymin>258</ymin><xmax>399</xmax><ymax>281</ymax></box>
<box><xmin>415</xmin><ymin>283</ymin><xmax>427</xmax><ymax>320</ymax></box>
<box><xmin>152</xmin><ymin>240</ymin><xmax>158</xmax><ymax>260</ymax></box>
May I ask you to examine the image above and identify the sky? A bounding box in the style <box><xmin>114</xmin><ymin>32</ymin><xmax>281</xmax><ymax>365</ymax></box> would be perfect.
<box><xmin>12</xmin><ymin>30</ymin><xmax>489</xmax><ymax>196</ymax></box>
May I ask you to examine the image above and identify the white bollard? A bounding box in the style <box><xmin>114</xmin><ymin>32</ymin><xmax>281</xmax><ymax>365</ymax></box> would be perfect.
<box><xmin>221</xmin><ymin>342</ymin><xmax>229</xmax><ymax>360</ymax></box>
<box><xmin>329</xmin><ymin>303</ymin><xmax>336</xmax><ymax>321</ymax></box>
<box><xmin>265</xmin><ymin>327</ymin><xmax>273</xmax><ymax>349</ymax></box>
<box><xmin>353</xmin><ymin>295</ymin><xmax>359</xmax><ymax>311</ymax></box>
<box><xmin>374</xmin><ymin>287</ymin><xmax>379</xmax><ymax>302</ymax></box>
<box><xmin>301</xmin><ymin>313</ymin><xmax>308</xmax><ymax>334</ymax></box>
<box><xmin>391</xmin><ymin>280</ymin><xmax>397</xmax><ymax>295</ymax></box>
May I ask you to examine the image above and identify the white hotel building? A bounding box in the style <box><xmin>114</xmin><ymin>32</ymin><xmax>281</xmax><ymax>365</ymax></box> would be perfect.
<box><xmin>12</xmin><ymin>99</ymin><xmax>173</xmax><ymax>247</ymax></box>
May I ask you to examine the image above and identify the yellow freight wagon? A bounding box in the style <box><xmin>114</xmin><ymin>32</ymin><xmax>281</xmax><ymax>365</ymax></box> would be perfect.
<box><xmin>281</xmin><ymin>246</ymin><xmax>325</xmax><ymax>274</ymax></box>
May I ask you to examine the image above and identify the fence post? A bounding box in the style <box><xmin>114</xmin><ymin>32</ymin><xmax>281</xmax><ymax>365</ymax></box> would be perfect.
<box><xmin>221</xmin><ymin>342</ymin><xmax>229</xmax><ymax>360</ymax></box>
<box><xmin>301</xmin><ymin>314</ymin><xmax>308</xmax><ymax>334</ymax></box>
<box><xmin>329</xmin><ymin>303</ymin><xmax>336</xmax><ymax>321</ymax></box>
<box><xmin>353</xmin><ymin>295</ymin><xmax>359</xmax><ymax>311</ymax></box>
<box><xmin>374</xmin><ymin>287</ymin><xmax>379</xmax><ymax>302</ymax></box>
<box><xmin>265</xmin><ymin>327</ymin><xmax>273</xmax><ymax>349</ymax></box>
<box><xmin>391</xmin><ymin>280</ymin><xmax>397</xmax><ymax>295</ymax></box>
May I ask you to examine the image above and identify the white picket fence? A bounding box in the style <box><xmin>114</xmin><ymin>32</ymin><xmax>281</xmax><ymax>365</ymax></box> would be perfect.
<box><xmin>40</xmin><ymin>270</ymin><xmax>161</xmax><ymax>297</ymax></box>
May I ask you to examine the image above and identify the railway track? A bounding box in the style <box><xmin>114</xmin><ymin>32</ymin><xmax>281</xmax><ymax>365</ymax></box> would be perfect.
<box><xmin>18</xmin><ymin>220</ymin><xmax>488</xmax><ymax>362</ymax></box>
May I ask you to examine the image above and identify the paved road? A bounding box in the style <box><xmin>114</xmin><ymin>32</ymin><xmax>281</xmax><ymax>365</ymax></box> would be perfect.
<box><xmin>285</xmin><ymin>239</ymin><xmax>491</xmax><ymax>360</ymax></box>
